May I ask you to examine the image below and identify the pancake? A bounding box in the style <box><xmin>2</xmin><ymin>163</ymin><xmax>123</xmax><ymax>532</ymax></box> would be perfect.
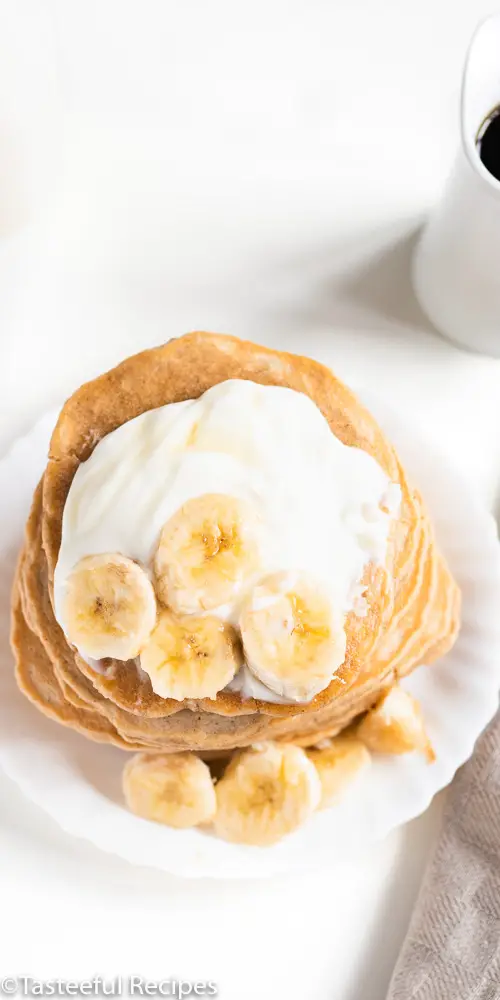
<box><xmin>11</xmin><ymin>332</ymin><xmax>461</xmax><ymax>752</ymax></box>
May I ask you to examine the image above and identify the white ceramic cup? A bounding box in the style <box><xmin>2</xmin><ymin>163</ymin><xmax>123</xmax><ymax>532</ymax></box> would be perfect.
<box><xmin>413</xmin><ymin>14</ymin><xmax>500</xmax><ymax>357</ymax></box>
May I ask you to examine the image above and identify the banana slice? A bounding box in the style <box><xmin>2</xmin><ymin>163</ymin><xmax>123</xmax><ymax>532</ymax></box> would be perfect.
<box><xmin>357</xmin><ymin>686</ymin><xmax>435</xmax><ymax>762</ymax></box>
<box><xmin>154</xmin><ymin>493</ymin><xmax>261</xmax><ymax>614</ymax></box>
<box><xmin>123</xmin><ymin>752</ymin><xmax>216</xmax><ymax>828</ymax></box>
<box><xmin>213</xmin><ymin>742</ymin><xmax>321</xmax><ymax>846</ymax></box>
<box><xmin>62</xmin><ymin>553</ymin><xmax>157</xmax><ymax>660</ymax></box>
<box><xmin>140</xmin><ymin>609</ymin><xmax>242</xmax><ymax>700</ymax></box>
<box><xmin>240</xmin><ymin>572</ymin><xmax>346</xmax><ymax>702</ymax></box>
<box><xmin>307</xmin><ymin>737</ymin><xmax>371</xmax><ymax>808</ymax></box>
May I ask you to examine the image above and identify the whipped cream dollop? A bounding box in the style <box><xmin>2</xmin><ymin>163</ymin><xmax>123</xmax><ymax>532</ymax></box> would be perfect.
<box><xmin>54</xmin><ymin>378</ymin><xmax>400</xmax><ymax>702</ymax></box>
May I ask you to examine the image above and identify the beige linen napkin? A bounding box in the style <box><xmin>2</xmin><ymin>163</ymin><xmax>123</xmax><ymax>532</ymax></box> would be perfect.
<box><xmin>387</xmin><ymin>709</ymin><xmax>500</xmax><ymax>999</ymax></box>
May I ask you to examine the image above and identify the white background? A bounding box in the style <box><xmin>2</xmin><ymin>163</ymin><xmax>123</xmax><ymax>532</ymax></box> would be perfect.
<box><xmin>1</xmin><ymin>1</ymin><xmax>500</xmax><ymax>997</ymax></box>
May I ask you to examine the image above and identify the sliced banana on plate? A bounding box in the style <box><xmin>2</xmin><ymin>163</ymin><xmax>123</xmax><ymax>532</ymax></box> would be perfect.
<box><xmin>307</xmin><ymin>737</ymin><xmax>371</xmax><ymax>808</ymax></box>
<box><xmin>123</xmin><ymin>752</ymin><xmax>217</xmax><ymax>828</ymax></box>
<box><xmin>140</xmin><ymin>609</ymin><xmax>242</xmax><ymax>700</ymax></box>
<box><xmin>213</xmin><ymin>742</ymin><xmax>321</xmax><ymax>846</ymax></box>
<box><xmin>154</xmin><ymin>493</ymin><xmax>261</xmax><ymax>614</ymax></box>
<box><xmin>239</xmin><ymin>572</ymin><xmax>346</xmax><ymax>702</ymax></box>
<box><xmin>62</xmin><ymin>552</ymin><xmax>157</xmax><ymax>660</ymax></box>
<box><xmin>357</xmin><ymin>685</ymin><xmax>435</xmax><ymax>762</ymax></box>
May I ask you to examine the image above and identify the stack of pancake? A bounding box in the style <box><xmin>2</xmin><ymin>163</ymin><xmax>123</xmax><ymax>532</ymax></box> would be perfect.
<box><xmin>11</xmin><ymin>332</ymin><xmax>460</xmax><ymax>754</ymax></box>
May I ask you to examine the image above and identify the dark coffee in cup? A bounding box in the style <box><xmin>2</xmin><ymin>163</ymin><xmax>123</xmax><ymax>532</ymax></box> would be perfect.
<box><xmin>477</xmin><ymin>107</ymin><xmax>500</xmax><ymax>181</ymax></box>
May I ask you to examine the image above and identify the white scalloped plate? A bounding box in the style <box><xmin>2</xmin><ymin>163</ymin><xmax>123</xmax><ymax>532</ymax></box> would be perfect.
<box><xmin>0</xmin><ymin>393</ymin><xmax>499</xmax><ymax>879</ymax></box>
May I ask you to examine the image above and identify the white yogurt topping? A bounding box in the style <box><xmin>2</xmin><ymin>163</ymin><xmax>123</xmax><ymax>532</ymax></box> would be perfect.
<box><xmin>54</xmin><ymin>378</ymin><xmax>400</xmax><ymax>702</ymax></box>
<box><xmin>225</xmin><ymin>664</ymin><xmax>291</xmax><ymax>704</ymax></box>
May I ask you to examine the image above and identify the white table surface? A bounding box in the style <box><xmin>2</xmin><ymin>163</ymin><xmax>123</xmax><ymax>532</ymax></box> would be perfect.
<box><xmin>1</xmin><ymin>1</ymin><xmax>500</xmax><ymax>997</ymax></box>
